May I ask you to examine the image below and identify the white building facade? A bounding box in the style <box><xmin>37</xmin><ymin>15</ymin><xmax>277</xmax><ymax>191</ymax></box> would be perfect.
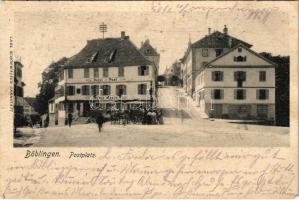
<box><xmin>195</xmin><ymin>44</ymin><xmax>276</xmax><ymax>121</ymax></box>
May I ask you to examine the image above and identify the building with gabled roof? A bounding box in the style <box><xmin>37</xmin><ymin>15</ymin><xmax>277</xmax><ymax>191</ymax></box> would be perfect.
<box><xmin>180</xmin><ymin>25</ymin><xmax>252</xmax><ymax>96</ymax></box>
<box><xmin>50</xmin><ymin>31</ymin><xmax>158</xmax><ymax>125</ymax></box>
<box><xmin>194</xmin><ymin>43</ymin><xmax>276</xmax><ymax>121</ymax></box>
<box><xmin>180</xmin><ymin>25</ymin><xmax>276</xmax><ymax>121</ymax></box>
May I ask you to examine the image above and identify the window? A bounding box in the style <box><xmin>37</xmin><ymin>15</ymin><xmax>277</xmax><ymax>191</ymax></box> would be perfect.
<box><xmin>116</xmin><ymin>85</ymin><xmax>127</xmax><ymax>97</ymax></box>
<box><xmin>118</xmin><ymin>66</ymin><xmax>124</xmax><ymax>77</ymax></box>
<box><xmin>138</xmin><ymin>84</ymin><xmax>147</xmax><ymax>95</ymax></box>
<box><xmin>14</xmin><ymin>85</ymin><xmax>23</xmax><ymax>97</ymax></box>
<box><xmin>16</xmin><ymin>68</ymin><xmax>22</xmax><ymax>78</ymax></box>
<box><xmin>82</xmin><ymin>85</ymin><xmax>90</xmax><ymax>95</ymax></box>
<box><xmin>212</xmin><ymin>71</ymin><xmax>223</xmax><ymax>81</ymax></box>
<box><xmin>68</xmin><ymin>69</ymin><xmax>73</xmax><ymax>79</ymax></box>
<box><xmin>202</xmin><ymin>48</ymin><xmax>209</xmax><ymax>57</ymax></box>
<box><xmin>91</xmin><ymin>85</ymin><xmax>99</xmax><ymax>96</ymax></box>
<box><xmin>138</xmin><ymin>66</ymin><xmax>149</xmax><ymax>76</ymax></box>
<box><xmin>257</xmin><ymin>89</ymin><xmax>269</xmax><ymax>100</ymax></box>
<box><xmin>94</xmin><ymin>68</ymin><xmax>99</xmax><ymax>78</ymax></box>
<box><xmin>238</xmin><ymin>47</ymin><xmax>242</xmax><ymax>52</ymax></box>
<box><xmin>76</xmin><ymin>88</ymin><xmax>81</xmax><ymax>94</ymax></box>
<box><xmin>234</xmin><ymin>89</ymin><xmax>246</xmax><ymax>100</ymax></box>
<box><xmin>215</xmin><ymin>49</ymin><xmax>223</xmax><ymax>57</ymax></box>
<box><xmin>66</xmin><ymin>86</ymin><xmax>75</xmax><ymax>96</ymax></box>
<box><xmin>101</xmin><ymin>85</ymin><xmax>111</xmax><ymax>95</ymax></box>
<box><xmin>234</xmin><ymin>71</ymin><xmax>246</xmax><ymax>81</ymax></box>
<box><xmin>234</xmin><ymin>56</ymin><xmax>247</xmax><ymax>62</ymax></box>
<box><xmin>211</xmin><ymin>89</ymin><xmax>223</xmax><ymax>99</ymax></box>
<box><xmin>259</xmin><ymin>71</ymin><xmax>266</xmax><ymax>82</ymax></box>
<box><xmin>103</xmin><ymin>67</ymin><xmax>109</xmax><ymax>77</ymax></box>
<box><xmin>84</xmin><ymin>68</ymin><xmax>89</xmax><ymax>78</ymax></box>
<box><xmin>59</xmin><ymin>71</ymin><xmax>64</xmax><ymax>81</ymax></box>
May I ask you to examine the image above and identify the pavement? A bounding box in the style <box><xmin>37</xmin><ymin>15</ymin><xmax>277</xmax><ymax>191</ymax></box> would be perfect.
<box><xmin>14</xmin><ymin>86</ymin><xmax>289</xmax><ymax>147</ymax></box>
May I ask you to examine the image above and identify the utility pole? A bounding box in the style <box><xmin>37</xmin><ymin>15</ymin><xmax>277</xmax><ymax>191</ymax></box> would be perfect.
<box><xmin>99</xmin><ymin>23</ymin><xmax>107</xmax><ymax>39</ymax></box>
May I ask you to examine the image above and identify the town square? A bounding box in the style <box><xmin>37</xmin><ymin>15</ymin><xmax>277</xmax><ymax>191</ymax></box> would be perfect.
<box><xmin>13</xmin><ymin>4</ymin><xmax>290</xmax><ymax>147</ymax></box>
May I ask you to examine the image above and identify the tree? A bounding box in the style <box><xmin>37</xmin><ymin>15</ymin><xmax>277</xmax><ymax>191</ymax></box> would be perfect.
<box><xmin>35</xmin><ymin>57</ymin><xmax>68</xmax><ymax>114</ymax></box>
<box><xmin>260</xmin><ymin>52</ymin><xmax>289</xmax><ymax>126</ymax></box>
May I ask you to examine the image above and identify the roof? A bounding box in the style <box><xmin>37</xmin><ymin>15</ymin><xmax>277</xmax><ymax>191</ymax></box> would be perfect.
<box><xmin>65</xmin><ymin>37</ymin><xmax>152</xmax><ymax>68</ymax></box>
<box><xmin>139</xmin><ymin>40</ymin><xmax>159</xmax><ymax>56</ymax></box>
<box><xmin>204</xmin><ymin>43</ymin><xmax>277</xmax><ymax>67</ymax></box>
<box><xmin>192</xmin><ymin>31</ymin><xmax>252</xmax><ymax>49</ymax></box>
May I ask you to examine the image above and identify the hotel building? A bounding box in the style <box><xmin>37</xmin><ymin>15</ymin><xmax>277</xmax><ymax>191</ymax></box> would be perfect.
<box><xmin>49</xmin><ymin>31</ymin><xmax>159</xmax><ymax>125</ymax></box>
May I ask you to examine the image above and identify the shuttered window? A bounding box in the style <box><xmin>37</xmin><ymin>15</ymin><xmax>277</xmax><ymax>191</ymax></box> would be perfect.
<box><xmin>68</xmin><ymin>69</ymin><xmax>73</xmax><ymax>79</ymax></box>
<box><xmin>103</xmin><ymin>67</ymin><xmax>109</xmax><ymax>77</ymax></box>
<box><xmin>211</xmin><ymin>89</ymin><xmax>224</xmax><ymax>99</ymax></box>
<box><xmin>101</xmin><ymin>85</ymin><xmax>111</xmax><ymax>95</ymax></box>
<box><xmin>84</xmin><ymin>68</ymin><xmax>89</xmax><ymax>78</ymax></box>
<box><xmin>212</xmin><ymin>71</ymin><xmax>223</xmax><ymax>81</ymax></box>
<box><xmin>234</xmin><ymin>71</ymin><xmax>246</xmax><ymax>81</ymax></box>
<box><xmin>259</xmin><ymin>71</ymin><xmax>266</xmax><ymax>81</ymax></box>
<box><xmin>138</xmin><ymin>84</ymin><xmax>147</xmax><ymax>95</ymax></box>
<box><xmin>256</xmin><ymin>89</ymin><xmax>269</xmax><ymax>100</ymax></box>
<box><xmin>66</xmin><ymin>86</ymin><xmax>75</xmax><ymax>96</ymax></box>
<box><xmin>138</xmin><ymin>66</ymin><xmax>149</xmax><ymax>76</ymax></box>
<box><xmin>234</xmin><ymin>89</ymin><xmax>246</xmax><ymax>100</ymax></box>
<box><xmin>91</xmin><ymin>85</ymin><xmax>99</xmax><ymax>96</ymax></box>
<box><xmin>116</xmin><ymin>85</ymin><xmax>127</xmax><ymax>97</ymax></box>
<box><xmin>82</xmin><ymin>85</ymin><xmax>90</xmax><ymax>95</ymax></box>
<box><xmin>94</xmin><ymin>68</ymin><xmax>99</xmax><ymax>78</ymax></box>
<box><xmin>118</xmin><ymin>66</ymin><xmax>124</xmax><ymax>77</ymax></box>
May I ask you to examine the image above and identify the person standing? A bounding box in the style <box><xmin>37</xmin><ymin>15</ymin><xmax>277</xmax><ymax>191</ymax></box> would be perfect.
<box><xmin>68</xmin><ymin>113</ymin><xmax>73</xmax><ymax>127</ymax></box>
<box><xmin>96</xmin><ymin>112</ymin><xmax>104</xmax><ymax>133</ymax></box>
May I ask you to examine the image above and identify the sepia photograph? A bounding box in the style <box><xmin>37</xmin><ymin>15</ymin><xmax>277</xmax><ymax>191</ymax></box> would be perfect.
<box><xmin>12</xmin><ymin>2</ymin><xmax>290</xmax><ymax>147</ymax></box>
<box><xmin>1</xmin><ymin>1</ymin><xmax>298</xmax><ymax>199</ymax></box>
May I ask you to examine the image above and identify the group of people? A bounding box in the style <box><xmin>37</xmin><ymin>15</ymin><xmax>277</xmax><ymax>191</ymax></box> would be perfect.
<box><xmin>65</xmin><ymin>108</ymin><xmax>164</xmax><ymax>133</ymax></box>
<box><xmin>110</xmin><ymin>108</ymin><xmax>163</xmax><ymax>125</ymax></box>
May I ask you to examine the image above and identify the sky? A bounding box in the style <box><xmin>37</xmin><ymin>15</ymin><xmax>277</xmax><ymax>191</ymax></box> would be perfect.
<box><xmin>13</xmin><ymin>1</ymin><xmax>292</xmax><ymax>97</ymax></box>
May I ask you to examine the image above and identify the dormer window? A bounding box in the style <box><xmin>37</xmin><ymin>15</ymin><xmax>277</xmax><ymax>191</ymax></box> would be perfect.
<box><xmin>234</xmin><ymin>56</ymin><xmax>247</xmax><ymax>62</ymax></box>
<box><xmin>108</xmin><ymin>49</ymin><xmax>117</xmax><ymax>63</ymax></box>
<box><xmin>89</xmin><ymin>51</ymin><xmax>99</xmax><ymax>63</ymax></box>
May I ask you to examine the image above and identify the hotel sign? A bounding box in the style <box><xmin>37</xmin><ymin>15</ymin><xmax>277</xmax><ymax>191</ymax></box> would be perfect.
<box><xmin>86</xmin><ymin>77</ymin><xmax>126</xmax><ymax>83</ymax></box>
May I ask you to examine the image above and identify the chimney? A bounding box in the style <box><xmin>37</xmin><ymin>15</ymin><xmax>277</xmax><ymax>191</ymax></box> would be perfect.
<box><xmin>208</xmin><ymin>28</ymin><xmax>211</xmax><ymax>35</ymax></box>
<box><xmin>223</xmin><ymin>25</ymin><xmax>228</xmax><ymax>35</ymax></box>
<box><xmin>121</xmin><ymin>31</ymin><xmax>125</xmax><ymax>39</ymax></box>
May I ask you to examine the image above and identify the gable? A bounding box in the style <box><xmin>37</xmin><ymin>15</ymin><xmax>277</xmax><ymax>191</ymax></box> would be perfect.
<box><xmin>208</xmin><ymin>45</ymin><xmax>275</xmax><ymax>67</ymax></box>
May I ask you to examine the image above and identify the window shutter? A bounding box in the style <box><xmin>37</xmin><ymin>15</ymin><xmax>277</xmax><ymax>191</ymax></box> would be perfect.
<box><xmin>138</xmin><ymin>84</ymin><xmax>141</xmax><ymax>95</ymax></box>
<box><xmin>220</xmin><ymin>72</ymin><xmax>223</xmax><ymax>81</ymax></box>
<box><xmin>266</xmin><ymin>90</ymin><xmax>269</xmax><ymax>99</ymax></box>
<box><xmin>234</xmin><ymin>72</ymin><xmax>237</xmax><ymax>81</ymax></box>
<box><xmin>212</xmin><ymin>72</ymin><xmax>215</xmax><ymax>81</ymax></box>
<box><xmin>138</xmin><ymin>66</ymin><xmax>141</xmax><ymax>76</ymax></box>
<box><xmin>144</xmin><ymin>84</ymin><xmax>147</xmax><ymax>94</ymax></box>
<box><xmin>234</xmin><ymin>89</ymin><xmax>237</xmax><ymax>99</ymax></box>
<box><xmin>256</xmin><ymin>89</ymin><xmax>259</xmax><ymax>99</ymax></box>
<box><xmin>124</xmin><ymin>85</ymin><xmax>127</xmax><ymax>95</ymax></box>
<box><xmin>243</xmin><ymin>72</ymin><xmax>246</xmax><ymax>81</ymax></box>
<box><xmin>95</xmin><ymin>85</ymin><xmax>99</xmax><ymax>95</ymax></box>
<box><xmin>243</xmin><ymin>90</ymin><xmax>246</xmax><ymax>99</ymax></box>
